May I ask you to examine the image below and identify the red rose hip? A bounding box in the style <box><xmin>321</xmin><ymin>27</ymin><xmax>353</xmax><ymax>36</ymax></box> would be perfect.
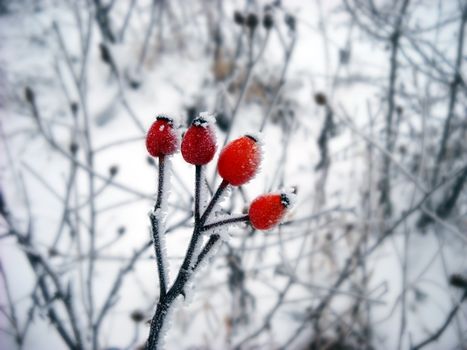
<box><xmin>218</xmin><ymin>135</ymin><xmax>261</xmax><ymax>186</ymax></box>
<box><xmin>146</xmin><ymin>115</ymin><xmax>180</xmax><ymax>157</ymax></box>
<box><xmin>249</xmin><ymin>192</ymin><xmax>292</xmax><ymax>230</ymax></box>
<box><xmin>181</xmin><ymin>114</ymin><xmax>217</xmax><ymax>165</ymax></box>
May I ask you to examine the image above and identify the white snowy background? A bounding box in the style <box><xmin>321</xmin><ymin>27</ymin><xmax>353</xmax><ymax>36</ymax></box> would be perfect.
<box><xmin>0</xmin><ymin>0</ymin><xmax>466</xmax><ymax>349</ymax></box>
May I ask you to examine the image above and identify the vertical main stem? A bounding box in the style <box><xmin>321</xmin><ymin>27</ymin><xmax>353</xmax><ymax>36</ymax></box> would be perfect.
<box><xmin>151</xmin><ymin>155</ymin><xmax>168</xmax><ymax>297</ymax></box>
<box><xmin>146</xmin><ymin>179</ymin><xmax>229</xmax><ymax>349</ymax></box>
<box><xmin>146</xmin><ymin>299</ymin><xmax>171</xmax><ymax>350</ymax></box>
<box><xmin>146</xmin><ymin>156</ymin><xmax>170</xmax><ymax>350</ymax></box>
<box><xmin>194</xmin><ymin>165</ymin><xmax>201</xmax><ymax>225</ymax></box>
<box><xmin>155</xmin><ymin>156</ymin><xmax>165</xmax><ymax>210</ymax></box>
<box><xmin>179</xmin><ymin>178</ymin><xmax>229</xmax><ymax>280</ymax></box>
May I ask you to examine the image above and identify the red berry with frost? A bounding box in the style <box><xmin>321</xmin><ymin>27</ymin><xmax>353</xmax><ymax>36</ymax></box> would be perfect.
<box><xmin>146</xmin><ymin>115</ymin><xmax>179</xmax><ymax>157</ymax></box>
<box><xmin>181</xmin><ymin>114</ymin><xmax>217</xmax><ymax>165</ymax></box>
<box><xmin>218</xmin><ymin>135</ymin><xmax>261</xmax><ymax>186</ymax></box>
<box><xmin>249</xmin><ymin>192</ymin><xmax>292</xmax><ymax>230</ymax></box>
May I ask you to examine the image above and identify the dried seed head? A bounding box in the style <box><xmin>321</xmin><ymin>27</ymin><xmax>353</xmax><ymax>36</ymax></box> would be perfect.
<box><xmin>48</xmin><ymin>248</ymin><xmax>59</xmax><ymax>257</ymax></box>
<box><xmin>449</xmin><ymin>274</ymin><xmax>467</xmax><ymax>289</ymax></box>
<box><xmin>69</xmin><ymin>142</ymin><xmax>79</xmax><ymax>155</ymax></box>
<box><xmin>109</xmin><ymin>165</ymin><xmax>119</xmax><ymax>177</ymax></box>
<box><xmin>70</xmin><ymin>102</ymin><xmax>79</xmax><ymax>116</ymax></box>
<box><xmin>285</xmin><ymin>14</ymin><xmax>296</xmax><ymax>31</ymax></box>
<box><xmin>314</xmin><ymin>92</ymin><xmax>327</xmax><ymax>106</ymax></box>
<box><xmin>234</xmin><ymin>10</ymin><xmax>244</xmax><ymax>25</ymax></box>
<box><xmin>130</xmin><ymin>310</ymin><xmax>145</xmax><ymax>323</ymax></box>
<box><xmin>263</xmin><ymin>12</ymin><xmax>274</xmax><ymax>29</ymax></box>
<box><xmin>246</xmin><ymin>13</ymin><xmax>259</xmax><ymax>30</ymax></box>
<box><xmin>117</xmin><ymin>226</ymin><xmax>126</xmax><ymax>236</ymax></box>
<box><xmin>99</xmin><ymin>42</ymin><xmax>112</xmax><ymax>65</ymax></box>
<box><xmin>129</xmin><ymin>79</ymin><xmax>141</xmax><ymax>90</ymax></box>
<box><xmin>25</xmin><ymin>86</ymin><xmax>34</xmax><ymax>103</ymax></box>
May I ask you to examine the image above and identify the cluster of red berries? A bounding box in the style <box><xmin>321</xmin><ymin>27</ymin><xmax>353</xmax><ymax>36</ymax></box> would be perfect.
<box><xmin>146</xmin><ymin>114</ymin><xmax>293</xmax><ymax>230</ymax></box>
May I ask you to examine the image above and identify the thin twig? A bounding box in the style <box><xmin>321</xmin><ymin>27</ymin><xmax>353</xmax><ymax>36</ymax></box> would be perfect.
<box><xmin>411</xmin><ymin>291</ymin><xmax>467</xmax><ymax>350</ymax></box>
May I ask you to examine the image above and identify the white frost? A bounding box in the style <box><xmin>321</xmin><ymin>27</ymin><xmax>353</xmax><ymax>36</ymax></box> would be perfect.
<box><xmin>150</xmin><ymin>157</ymin><xmax>174</xmax><ymax>290</ymax></box>
<box><xmin>206</xmin><ymin>184</ymin><xmax>232</xmax><ymax>225</ymax></box>
<box><xmin>280</xmin><ymin>187</ymin><xmax>297</xmax><ymax>209</ymax></box>
<box><xmin>199</xmin><ymin>167</ymin><xmax>209</xmax><ymax>213</ymax></box>
<box><xmin>194</xmin><ymin>111</ymin><xmax>216</xmax><ymax>127</ymax></box>
<box><xmin>193</xmin><ymin>237</ymin><xmax>223</xmax><ymax>274</ymax></box>
<box><xmin>156</xmin><ymin>298</ymin><xmax>182</xmax><ymax>349</ymax></box>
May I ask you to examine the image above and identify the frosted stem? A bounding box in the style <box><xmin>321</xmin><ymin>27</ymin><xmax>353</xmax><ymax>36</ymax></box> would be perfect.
<box><xmin>146</xmin><ymin>178</ymin><xmax>230</xmax><ymax>349</ymax></box>
<box><xmin>194</xmin><ymin>165</ymin><xmax>201</xmax><ymax>224</ymax></box>
<box><xmin>193</xmin><ymin>234</ymin><xmax>220</xmax><ymax>271</ymax></box>
<box><xmin>177</xmin><ymin>178</ymin><xmax>229</xmax><ymax>280</ymax></box>
<box><xmin>151</xmin><ymin>155</ymin><xmax>168</xmax><ymax>298</ymax></box>
<box><xmin>146</xmin><ymin>300</ymin><xmax>169</xmax><ymax>350</ymax></box>
<box><xmin>200</xmin><ymin>215</ymin><xmax>249</xmax><ymax>232</ymax></box>
<box><xmin>200</xmin><ymin>179</ymin><xmax>229</xmax><ymax>225</ymax></box>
